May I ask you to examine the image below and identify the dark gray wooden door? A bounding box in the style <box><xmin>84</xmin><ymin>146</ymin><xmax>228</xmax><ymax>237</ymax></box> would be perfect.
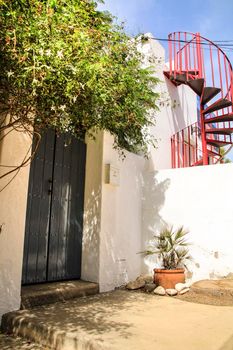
<box><xmin>22</xmin><ymin>130</ymin><xmax>86</xmax><ymax>284</ymax></box>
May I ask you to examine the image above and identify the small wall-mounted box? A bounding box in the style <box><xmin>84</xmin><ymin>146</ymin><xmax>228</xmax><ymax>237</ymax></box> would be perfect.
<box><xmin>105</xmin><ymin>164</ymin><xmax>120</xmax><ymax>186</ymax></box>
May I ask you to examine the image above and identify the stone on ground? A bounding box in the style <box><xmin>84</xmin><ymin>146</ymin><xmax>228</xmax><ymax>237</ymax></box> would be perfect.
<box><xmin>166</xmin><ymin>288</ymin><xmax>178</xmax><ymax>296</ymax></box>
<box><xmin>126</xmin><ymin>278</ymin><xmax>145</xmax><ymax>290</ymax></box>
<box><xmin>137</xmin><ymin>274</ymin><xmax>153</xmax><ymax>284</ymax></box>
<box><xmin>179</xmin><ymin>287</ymin><xmax>190</xmax><ymax>295</ymax></box>
<box><xmin>154</xmin><ymin>286</ymin><xmax>166</xmax><ymax>295</ymax></box>
<box><xmin>144</xmin><ymin>283</ymin><xmax>156</xmax><ymax>293</ymax></box>
<box><xmin>175</xmin><ymin>283</ymin><xmax>187</xmax><ymax>292</ymax></box>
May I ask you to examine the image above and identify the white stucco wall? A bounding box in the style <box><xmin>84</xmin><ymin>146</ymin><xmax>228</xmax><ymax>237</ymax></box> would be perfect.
<box><xmin>82</xmin><ymin>132</ymin><xmax>104</xmax><ymax>283</ymax></box>
<box><xmin>142</xmin><ymin>164</ymin><xmax>233</xmax><ymax>282</ymax></box>
<box><xmin>99</xmin><ymin>133</ymin><xmax>145</xmax><ymax>291</ymax></box>
<box><xmin>140</xmin><ymin>35</ymin><xmax>198</xmax><ymax>170</ymax></box>
<box><xmin>0</xmin><ymin>129</ymin><xmax>32</xmax><ymax>321</ymax></box>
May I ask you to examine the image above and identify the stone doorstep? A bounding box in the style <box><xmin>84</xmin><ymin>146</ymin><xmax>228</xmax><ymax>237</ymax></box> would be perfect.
<box><xmin>21</xmin><ymin>280</ymin><xmax>99</xmax><ymax>309</ymax></box>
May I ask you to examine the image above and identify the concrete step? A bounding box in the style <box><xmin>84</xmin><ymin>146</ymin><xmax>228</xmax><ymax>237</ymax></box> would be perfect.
<box><xmin>0</xmin><ymin>333</ymin><xmax>48</xmax><ymax>350</ymax></box>
<box><xmin>21</xmin><ymin>280</ymin><xmax>99</xmax><ymax>309</ymax></box>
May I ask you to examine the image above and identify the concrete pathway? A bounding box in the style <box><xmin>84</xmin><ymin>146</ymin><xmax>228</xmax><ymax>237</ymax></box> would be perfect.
<box><xmin>2</xmin><ymin>290</ymin><xmax>233</xmax><ymax>350</ymax></box>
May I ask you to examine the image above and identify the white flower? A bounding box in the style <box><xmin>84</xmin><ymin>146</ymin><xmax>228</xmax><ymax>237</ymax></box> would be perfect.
<box><xmin>39</xmin><ymin>48</ymin><xmax>44</xmax><ymax>56</ymax></box>
<box><xmin>7</xmin><ymin>70</ymin><xmax>14</xmax><ymax>78</ymax></box>
<box><xmin>59</xmin><ymin>105</ymin><xmax>66</xmax><ymax>111</ymax></box>
<box><xmin>57</xmin><ymin>50</ymin><xmax>63</xmax><ymax>59</ymax></box>
<box><xmin>73</xmin><ymin>96</ymin><xmax>77</xmax><ymax>102</ymax></box>
<box><xmin>51</xmin><ymin>106</ymin><xmax>56</xmax><ymax>111</ymax></box>
<box><xmin>46</xmin><ymin>49</ymin><xmax>52</xmax><ymax>57</ymax></box>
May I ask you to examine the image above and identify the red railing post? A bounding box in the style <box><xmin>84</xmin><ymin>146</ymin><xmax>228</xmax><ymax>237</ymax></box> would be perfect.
<box><xmin>196</xmin><ymin>33</ymin><xmax>208</xmax><ymax>165</ymax></box>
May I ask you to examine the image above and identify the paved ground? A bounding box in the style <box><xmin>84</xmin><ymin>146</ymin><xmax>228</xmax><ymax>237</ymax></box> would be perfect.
<box><xmin>2</xmin><ymin>290</ymin><xmax>233</xmax><ymax>350</ymax></box>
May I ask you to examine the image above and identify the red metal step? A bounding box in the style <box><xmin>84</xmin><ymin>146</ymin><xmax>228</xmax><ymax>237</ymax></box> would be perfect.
<box><xmin>206</xmin><ymin>139</ymin><xmax>232</xmax><ymax>147</ymax></box>
<box><xmin>170</xmin><ymin>73</ymin><xmax>188</xmax><ymax>84</ymax></box>
<box><xmin>205</xmin><ymin>128</ymin><xmax>233</xmax><ymax>135</ymax></box>
<box><xmin>203</xmin><ymin>98</ymin><xmax>232</xmax><ymax>115</ymax></box>
<box><xmin>201</xmin><ymin>87</ymin><xmax>221</xmax><ymax>105</ymax></box>
<box><xmin>207</xmin><ymin>148</ymin><xmax>220</xmax><ymax>156</ymax></box>
<box><xmin>187</xmin><ymin>79</ymin><xmax>204</xmax><ymax>96</ymax></box>
<box><xmin>164</xmin><ymin>70</ymin><xmax>199</xmax><ymax>86</ymax></box>
<box><xmin>204</xmin><ymin>113</ymin><xmax>233</xmax><ymax>124</ymax></box>
<box><xmin>191</xmin><ymin>159</ymin><xmax>203</xmax><ymax>166</ymax></box>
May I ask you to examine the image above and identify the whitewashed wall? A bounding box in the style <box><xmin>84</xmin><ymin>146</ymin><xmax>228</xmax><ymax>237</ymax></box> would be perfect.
<box><xmin>0</xmin><ymin>130</ymin><xmax>32</xmax><ymax>322</ymax></box>
<box><xmin>81</xmin><ymin>132</ymin><xmax>104</xmax><ymax>284</ymax></box>
<box><xmin>142</xmin><ymin>164</ymin><xmax>233</xmax><ymax>282</ymax></box>
<box><xmin>98</xmin><ymin>133</ymin><xmax>145</xmax><ymax>291</ymax></box>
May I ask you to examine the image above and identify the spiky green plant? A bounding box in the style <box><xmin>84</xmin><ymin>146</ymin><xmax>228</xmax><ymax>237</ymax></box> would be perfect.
<box><xmin>144</xmin><ymin>226</ymin><xmax>192</xmax><ymax>269</ymax></box>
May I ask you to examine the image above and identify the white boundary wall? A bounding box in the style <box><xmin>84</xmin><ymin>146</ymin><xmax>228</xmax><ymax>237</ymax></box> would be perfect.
<box><xmin>142</xmin><ymin>164</ymin><xmax>233</xmax><ymax>282</ymax></box>
<box><xmin>0</xmin><ymin>130</ymin><xmax>32</xmax><ymax>322</ymax></box>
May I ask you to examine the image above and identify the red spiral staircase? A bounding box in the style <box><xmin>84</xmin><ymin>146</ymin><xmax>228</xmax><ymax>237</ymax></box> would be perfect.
<box><xmin>164</xmin><ymin>32</ymin><xmax>233</xmax><ymax>168</ymax></box>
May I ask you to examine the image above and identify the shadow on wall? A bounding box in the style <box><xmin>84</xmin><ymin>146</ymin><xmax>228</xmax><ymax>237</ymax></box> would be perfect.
<box><xmin>82</xmin><ymin>187</ymin><xmax>101</xmax><ymax>283</ymax></box>
<box><xmin>0</xmin><ymin>260</ymin><xmax>19</xmax><ymax>323</ymax></box>
<box><xmin>141</xmin><ymin>170</ymin><xmax>170</xmax><ymax>273</ymax></box>
<box><xmin>165</xmin><ymin>78</ymin><xmax>188</xmax><ymax>133</ymax></box>
<box><xmin>99</xmin><ymin>154</ymin><xmax>146</xmax><ymax>289</ymax></box>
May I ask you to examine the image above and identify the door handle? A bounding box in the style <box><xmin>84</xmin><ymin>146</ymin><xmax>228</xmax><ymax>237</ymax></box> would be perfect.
<box><xmin>48</xmin><ymin>178</ymin><xmax>53</xmax><ymax>194</ymax></box>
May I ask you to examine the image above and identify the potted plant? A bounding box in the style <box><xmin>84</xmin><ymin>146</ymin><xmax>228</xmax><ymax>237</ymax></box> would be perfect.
<box><xmin>143</xmin><ymin>226</ymin><xmax>192</xmax><ymax>289</ymax></box>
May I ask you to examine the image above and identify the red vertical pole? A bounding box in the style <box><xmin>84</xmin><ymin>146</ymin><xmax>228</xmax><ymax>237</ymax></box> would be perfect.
<box><xmin>174</xmin><ymin>33</ymin><xmax>177</xmax><ymax>77</ymax></box>
<box><xmin>196</xmin><ymin>33</ymin><xmax>203</xmax><ymax>78</ymax></box>
<box><xmin>202</xmin><ymin>47</ymin><xmax>206</xmax><ymax>83</ymax></box>
<box><xmin>231</xmin><ymin>69</ymin><xmax>233</xmax><ymax>113</ymax></box>
<box><xmin>178</xmin><ymin>32</ymin><xmax>181</xmax><ymax>72</ymax></box>
<box><xmin>196</xmin><ymin>33</ymin><xmax>208</xmax><ymax>165</ymax></box>
<box><xmin>184</xmin><ymin>32</ymin><xmax>188</xmax><ymax>78</ymax></box>
<box><xmin>171</xmin><ymin>137</ymin><xmax>174</xmax><ymax>168</ymax></box>
<box><xmin>223</xmin><ymin>55</ymin><xmax>229</xmax><ymax>125</ymax></box>
<box><xmin>209</xmin><ymin>44</ymin><xmax>215</xmax><ymax>87</ymax></box>
<box><xmin>177</xmin><ymin>132</ymin><xmax>180</xmax><ymax>168</ymax></box>
<box><xmin>182</xmin><ymin>129</ymin><xmax>185</xmax><ymax>167</ymax></box>
<box><xmin>174</xmin><ymin>136</ymin><xmax>177</xmax><ymax>168</ymax></box>
<box><xmin>217</xmin><ymin>48</ymin><xmax>224</xmax><ymax>100</ymax></box>
<box><xmin>188</xmin><ymin>37</ymin><xmax>191</xmax><ymax>71</ymax></box>
<box><xmin>188</xmin><ymin>125</ymin><xmax>191</xmax><ymax>166</ymax></box>
<box><xmin>169</xmin><ymin>34</ymin><xmax>172</xmax><ymax>76</ymax></box>
<box><xmin>193</xmin><ymin>40</ymin><xmax>197</xmax><ymax>74</ymax></box>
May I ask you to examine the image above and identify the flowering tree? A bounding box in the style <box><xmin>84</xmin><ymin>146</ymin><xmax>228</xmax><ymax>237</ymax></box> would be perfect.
<box><xmin>0</xmin><ymin>0</ymin><xmax>159</xmax><ymax>181</ymax></box>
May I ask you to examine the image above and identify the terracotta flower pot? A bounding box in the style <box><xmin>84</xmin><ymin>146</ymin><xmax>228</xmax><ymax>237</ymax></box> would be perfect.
<box><xmin>154</xmin><ymin>268</ymin><xmax>185</xmax><ymax>289</ymax></box>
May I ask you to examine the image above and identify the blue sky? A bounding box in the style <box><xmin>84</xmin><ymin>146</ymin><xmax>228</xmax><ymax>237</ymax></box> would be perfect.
<box><xmin>99</xmin><ymin>0</ymin><xmax>233</xmax><ymax>160</ymax></box>
<box><xmin>98</xmin><ymin>0</ymin><xmax>233</xmax><ymax>62</ymax></box>
<box><xmin>98</xmin><ymin>0</ymin><xmax>233</xmax><ymax>41</ymax></box>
